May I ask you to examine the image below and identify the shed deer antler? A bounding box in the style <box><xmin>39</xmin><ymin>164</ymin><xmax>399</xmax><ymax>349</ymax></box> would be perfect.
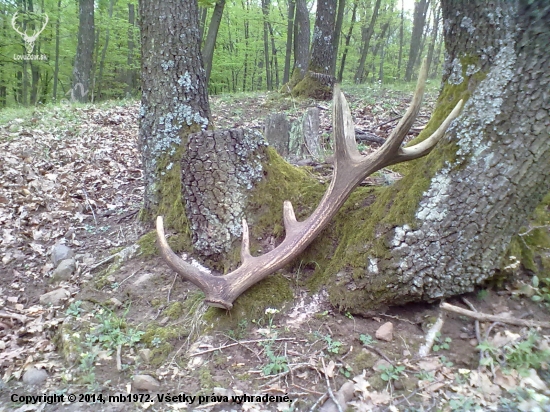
<box><xmin>156</xmin><ymin>61</ymin><xmax>463</xmax><ymax>310</ymax></box>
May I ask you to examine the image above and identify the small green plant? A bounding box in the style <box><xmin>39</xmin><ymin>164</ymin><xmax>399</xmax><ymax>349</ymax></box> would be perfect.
<box><xmin>66</xmin><ymin>301</ymin><xmax>83</xmax><ymax>317</ymax></box>
<box><xmin>448</xmin><ymin>395</ymin><xmax>481</xmax><ymax>411</ymax></box>
<box><xmin>476</xmin><ymin>289</ymin><xmax>489</xmax><ymax>300</ymax></box>
<box><xmin>416</xmin><ymin>370</ymin><xmax>435</xmax><ymax>381</ymax></box>
<box><xmin>228</xmin><ymin>319</ymin><xmax>248</xmax><ymax>340</ymax></box>
<box><xmin>433</xmin><ymin>332</ymin><xmax>452</xmax><ymax>352</ymax></box>
<box><xmin>262</xmin><ymin>343</ymin><xmax>288</xmax><ymax>376</ymax></box>
<box><xmin>359</xmin><ymin>334</ymin><xmax>375</xmax><ymax>346</ymax></box>
<box><xmin>323</xmin><ymin>335</ymin><xmax>342</xmax><ymax>354</ymax></box>
<box><xmin>379</xmin><ymin>365</ymin><xmax>405</xmax><ymax>382</ymax></box>
<box><xmin>532</xmin><ymin>275</ymin><xmax>550</xmax><ymax>306</ymax></box>
<box><xmin>345</xmin><ymin>311</ymin><xmax>353</xmax><ymax>320</ymax></box>
<box><xmin>151</xmin><ymin>336</ymin><xmax>162</xmax><ymax>348</ymax></box>
<box><xmin>339</xmin><ymin>365</ymin><xmax>353</xmax><ymax>378</ymax></box>
<box><xmin>440</xmin><ymin>356</ymin><xmax>454</xmax><ymax>368</ymax></box>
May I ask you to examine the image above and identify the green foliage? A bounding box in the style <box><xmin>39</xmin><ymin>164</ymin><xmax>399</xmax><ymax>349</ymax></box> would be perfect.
<box><xmin>432</xmin><ymin>332</ymin><xmax>452</xmax><ymax>352</ymax></box>
<box><xmin>531</xmin><ymin>275</ymin><xmax>550</xmax><ymax>306</ymax></box>
<box><xmin>379</xmin><ymin>364</ymin><xmax>405</xmax><ymax>382</ymax></box>
<box><xmin>359</xmin><ymin>333</ymin><xmax>375</xmax><ymax>346</ymax></box>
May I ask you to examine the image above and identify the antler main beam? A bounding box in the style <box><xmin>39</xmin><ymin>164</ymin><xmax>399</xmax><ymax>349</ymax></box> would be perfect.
<box><xmin>156</xmin><ymin>60</ymin><xmax>463</xmax><ymax>310</ymax></box>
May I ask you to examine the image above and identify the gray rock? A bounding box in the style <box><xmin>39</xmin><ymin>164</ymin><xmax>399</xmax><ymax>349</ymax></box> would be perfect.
<box><xmin>319</xmin><ymin>381</ymin><xmax>355</xmax><ymax>412</ymax></box>
<box><xmin>40</xmin><ymin>288</ymin><xmax>70</xmax><ymax>306</ymax></box>
<box><xmin>133</xmin><ymin>374</ymin><xmax>160</xmax><ymax>391</ymax></box>
<box><xmin>52</xmin><ymin>258</ymin><xmax>76</xmax><ymax>281</ymax></box>
<box><xmin>22</xmin><ymin>368</ymin><xmax>48</xmax><ymax>385</ymax></box>
<box><xmin>51</xmin><ymin>244</ymin><xmax>74</xmax><ymax>266</ymax></box>
<box><xmin>139</xmin><ymin>349</ymin><xmax>152</xmax><ymax>363</ymax></box>
<box><xmin>109</xmin><ymin>298</ymin><xmax>123</xmax><ymax>308</ymax></box>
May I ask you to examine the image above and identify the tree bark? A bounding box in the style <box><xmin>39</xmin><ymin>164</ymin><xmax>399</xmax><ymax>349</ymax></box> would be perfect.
<box><xmin>52</xmin><ymin>0</ymin><xmax>61</xmax><ymax>102</ymax></box>
<box><xmin>292</xmin><ymin>0</ymin><xmax>337</xmax><ymax>99</ymax></box>
<box><xmin>354</xmin><ymin>0</ymin><xmax>382</xmax><ymax>84</ymax></box>
<box><xmin>425</xmin><ymin>4</ymin><xmax>440</xmax><ymax>77</ymax></box>
<box><xmin>404</xmin><ymin>0</ymin><xmax>430</xmax><ymax>82</ymax></box>
<box><xmin>282</xmin><ymin>0</ymin><xmax>309</xmax><ymax>92</ymax></box>
<box><xmin>125</xmin><ymin>3</ymin><xmax>136</xmax><ymax>97</ymax></box>
<box><xmin>138</xmin><ymin>0</ymin><xmax>211</xmax><ymax>227</ymax></box>
<box><xmin>331</xmin><ymin>0</ymin><xmax>345</xmax><ymax>74</ymax></box>
<box><xmin>282</xmin><ymin>0</ymin><xmax>295</xmax><ymax>85</ymax></box>
<box><xmin>397</xmin><ymin>0</ymin><xmax>404</xmax><ymax>79</ymax></box>
<box><xmin>261</xmin><ymin>0</ymin><xmax>272</xmax><ymax>90</ymax></box>
<box><xmin>337</xmin><ymin>0</ymin><xmax>357</xmax><ymax>82</ymax></box>
<box><xmin>72</xmin><ymin>0</ymin><xmax>94</xmax><ymax>102</ymax></box>
<box><xmin>96</xmin><ymin>0</ymin><xmax>115</xmax><ymax>100</ymax></box>
<box><xmin>203</xmin><ymin>0</ymin><xmax>226</xmax><ymax>85</ymax></box>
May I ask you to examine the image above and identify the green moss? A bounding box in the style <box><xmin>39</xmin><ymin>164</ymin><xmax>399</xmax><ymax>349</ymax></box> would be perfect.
<box><xmin>505</xmin><ymin>193</ymin><xmax>550</xmax><ymax>273</ymax></box>
<box><xmin>350</xmin><ymin>350</ymin><xmax>377</xmax><ymax>374</ymax></box>
<box><xmin>203</xmin><ymin>274</ymin><xmax>293</xmax><ymax>329</ymax></box>
<box><xmin>291</xmin><ymin>74</ymin><xmax>332</xmax><ymax>100</ymax></box>
<box><xmin>197</xmin><ymin>368</ymin><xmax>217</xmax><ymax>392</ymax></box>
<box><xmin>164</xmin><ymin>302</ymin><xmax>185</xmax><ymax>320</ymax></box>
<box><xmin>137</xmin><ymin>230</ymin><xmax>192</xmax><ymax>258</ymax></box>
<box><xmin>137</xmin><ymin>231</ymin><xmax>158</xmax><ymax>257</ymax></box>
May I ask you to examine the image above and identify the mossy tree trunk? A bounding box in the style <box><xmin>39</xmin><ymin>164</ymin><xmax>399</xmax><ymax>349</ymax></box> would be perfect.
<box><xmin>291</xmin><ymin>0</ymin><xmax>336</xmax><ymax>99</ymax></box>
<box><xmin>322</xmin><ymin>0</ymin><xmax>550</xmax><ymax>311</ymax></box>
<box><xmin>72</xmin><ymin>0</ymin><xmax>94</xmax><ymax>103</ymax></box>
<box><xmin>138</xmin><ymin>1</ymin><xmax>211</xmax><ymax>231</ymax></box>
<box><xmin>281</xmin><ymin>0</ymin><xmax>309</xmax><ymax>93</ymax></box>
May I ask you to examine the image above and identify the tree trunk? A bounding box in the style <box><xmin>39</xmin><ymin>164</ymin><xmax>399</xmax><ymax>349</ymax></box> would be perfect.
<box><xmin>282</xmin><ymin>0</ymin><xmax>295</xmax><ymax>85</ymax></box>
<box><xmin>268</xmin><ymin>22</ymin><xmax>279</xmax><ymax>88</ymax></box>
<box><xmin>425</xmin><ymin>5</ymin><xmax>440</xmax><ymax>76</ymax></box>
<box><xmin>337</xmin><ymin>0</ymin><xmax>357</xmax><ymax>82</ymax></box>
<box><xmin>72</xmin><ymin>0</ymin><xmax>94</xmax><ymax>102</ymax></box>
<box><xmin>292</xmin><ymin>0</ymin><xmax>337</xmax><ymax>99</ymax></box>
<box><xmin>325</xmin><ymin>0</ymin><xmax>550</xmax><ymax>310</ymax></box>
<box><xmin>354</xmin><ymin>0</ymin><xmax>382</xmax><ymax>84</ymax></box>
<box><xmin>52</xmin><ymin>0</ymin><xmax>61</xmax><ymax>102</ymax></box>
<box><xmin>125</xmin><ymin>3</ymin><xmax>136</xmax><ymax>97</ymax></box>
<box><xmin>138</xmin><ymin>0</ymin><xmax>211</xmax><ymax>228</ymax></box>
<box><xmin>261</xmin><ymin>0</ymin><xmax>272</xmax><ymax>90</ymax></box>
<box><xmin>397</xmin><ymin>0</ymin><xmax>404</xmax><ymax>79</ymax></box>
<box><xmin>203</xmin><ymin>0</ymin><xmax>226</xmax><ymax>85</ymax></box>
<box><xmin>404</xmin><ymin>0</ymin><xmax>429</xmax><ymax>82</ymax></box>
<box><xmin>96</xmin><ymin>0</ymin><xmax>115</xmax><ymax>100</ymax></box>
<box><xmin>282</xmin><ymin>0</ymin><xmax>309</xmax><ymax>92</ymax></box>
<box><xmin>331</xmin><ymin>0</ymin><xmax>346</xmax><ymax>74</ymax></box>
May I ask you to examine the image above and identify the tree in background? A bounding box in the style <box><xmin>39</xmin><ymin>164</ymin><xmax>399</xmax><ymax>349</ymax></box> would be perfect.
<box><xmin>202</xmin><ymin>0</ymin><xmax>226</xmax><ymax>85</ymax></box>
<box><xmin>138</xmin><ymin>0</ymin><xmax>211</xmax><ymax>228</ymax></box>
<box><xmin>404</xmin><ymin>0</ymin><xmax>430</xmax><ymax>81</ymax></box>
<box><xmin>292</xmin><ymin>0</ymin><xmax>337</xmax><ymax>99</ymax></box>
<box><xmin>72</xmin><ymin>0</ymin><xmax>94</xmax><ymax>102</ymax></box>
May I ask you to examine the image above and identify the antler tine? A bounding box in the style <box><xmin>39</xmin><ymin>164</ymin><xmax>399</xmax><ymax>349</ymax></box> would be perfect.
<box><xmin>381</xmin><ymin>58</ymin><xmax>429</xmax><ymax>154</ymax></box>
<box><xmin>11</xmin><ymin>13</ymin><xmax>25</xmax><ymax>37</ymax></box>
<box><xmin>240</xmin><ymin>218</ymin><xmax>252</xmax><ymax>262</ymax></box>
<box><xmin>333</xmin><ymin>84</ymin><xmax>362</xmax><ymax>167</ymax></box>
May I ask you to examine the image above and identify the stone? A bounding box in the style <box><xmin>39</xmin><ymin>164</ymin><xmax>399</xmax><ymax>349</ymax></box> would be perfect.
<box><xmin>139</xmin><ymin>349</ymin><xmax>152</xmax><ymax>363</ymax></box>
<box><xmin>40</xmin><ymin>288</ymin><xmax>70</xmax><ymax>306</ymax></box>
<box><xmin>51</xmin><ymin>244</ymin><xmax>74</xmax><ymax>267</ymax></box>
<box><xmin>22</xmin><ymin>368</ymin><xmax>48</xmax><ymax>385</ymax></box>
<box><xmin>375</xmin><ymin>322</ymin><xmax>394</xmax><ymax>342</ymax></box>
<box><xmin>133</xmin><ymin>374</ymin><xmax>160</xmax><ymax>391</ymax></box>
<box><xmin>319</xmin><ymin>381</ymin><xmax>355</xmax><ymax>412</ymax></box>
<box><xmin>52</xmin><ymin>258</ymin><xmax>76</xmax><ymax>281</ymax></box>
<box><xmin>109</xmin><ymin>298</ymin><xmax>123</xmax><ymax>308</ymax></box>
<box><xmin>264</xmin><ymin>113</ymin><xmax>290</xmax><ymax>157</ymax></box>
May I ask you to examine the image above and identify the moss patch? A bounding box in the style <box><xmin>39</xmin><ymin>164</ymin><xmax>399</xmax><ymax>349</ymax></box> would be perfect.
<box><xmin>505</xmin><ymin>193</ymin><xmax>550</xmax><ymax>273</ymax></box>
<box><xmin>203</xmin><ymin>274</ymin><xmax>293</xmax><ymax>329</ymax></box>
<box><xmin>292</xmin><ymin>74</ymin><xmax>332</xmax><ymax>100</ymax></box>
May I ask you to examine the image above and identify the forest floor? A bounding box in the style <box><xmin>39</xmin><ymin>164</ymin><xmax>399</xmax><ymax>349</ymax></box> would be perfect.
<box><xmin>0</xmin><ymin>84</ymin><xmax>549</xmax><ymax>412</ymax></box>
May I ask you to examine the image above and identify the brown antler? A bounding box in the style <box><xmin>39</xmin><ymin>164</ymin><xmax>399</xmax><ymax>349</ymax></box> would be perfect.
<box><xmin>156</xmin><ymin>60</ymin><xmax>463</xmax><ymax>310</ymax></box>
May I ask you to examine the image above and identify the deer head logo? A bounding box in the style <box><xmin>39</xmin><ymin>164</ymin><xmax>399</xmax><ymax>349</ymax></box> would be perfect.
<box><xmin>11</xmin><ymin>12</ymin><xmax>49</xmax><ymax>55</ymax></box>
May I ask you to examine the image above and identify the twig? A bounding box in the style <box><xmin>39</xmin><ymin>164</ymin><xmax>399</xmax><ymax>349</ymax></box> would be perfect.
<box><xmin>440</xmin><ymin>302</ymin><xmax>550</xmax><ymax>328</ymax></box>
<box><xmin>118</xmin><ymin>270</ymin><xmax>140</xmax><ymax>287</ymax></box>
<box><xmin>116</xmin><ymin>344</ymin><xmax>122</xmax><ymax>371</ymax></box>
<box><xmin>376</xmin><ymin>115</ymin><xmax>402</xmax><ymax>128</ymax></box>
<box><xmin>0</xmin><ymin>311</ymin><xmax>27</xmax><ymax>323</ymax></box>
<box><xmin>167</xmin><ymin>273</ymin><xmax>178</xmax><ymax>303</ymax></box>
<box><xmin>364</xmin><ymin>345</ymin><xmax>395</xmax><ymax>366</ymax></box>
<box><xmin>461</xmin><ymin>297</ymin><xmax>484</xmax><ymax>368</ymax></box>
<box><xmin>321</xmin><ymin>358</ymin><xmax>343</xmax><ymax>412</ymax></box>
<box><xmin>81</xmin><ymin>188</ymin><xmax>98</xmax><ymax>226</ymax></box>
<box><xmin>189</xmin><ymin>338</ymin><xmax>295</xmax><ymax>357</ymax></box>
<box><xmin>309</xmin><ymin>392</ymin><xmax>328</xmax><ymax>412</ymax></box>
<box><xmin>418</xmin><ymin>312</ymin><xmax>445</xmax><ymax>357</ymax></box>
<box><xmin>89</xmin><ymin>253</ymin><xmax>117</xmax><ymax>271</ymax></box>
<box><xmin>116</xmin><ymin>209</ymin><xmax>139</xmax><ymax>224</ymax></box>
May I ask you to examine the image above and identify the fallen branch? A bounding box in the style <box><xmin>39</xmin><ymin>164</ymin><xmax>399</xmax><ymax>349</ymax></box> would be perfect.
<box><xmin>440</xmin><ymin>302</ymin><xmax>550</xmax><ymax>329</ymax></box>
<box><xmin>0</xmin><ymin>311</ymin><xmax>27</xmax><ymax>323</ymax></box>
<box><xmin>189</xmin><ymin>337</ymin><xmax>295</xmax><ymax>357</ymax></box>
<box><xmin>418</xmin><ymin>312</ymin><xmax>445</xmax><ymax>357</ymax></box>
